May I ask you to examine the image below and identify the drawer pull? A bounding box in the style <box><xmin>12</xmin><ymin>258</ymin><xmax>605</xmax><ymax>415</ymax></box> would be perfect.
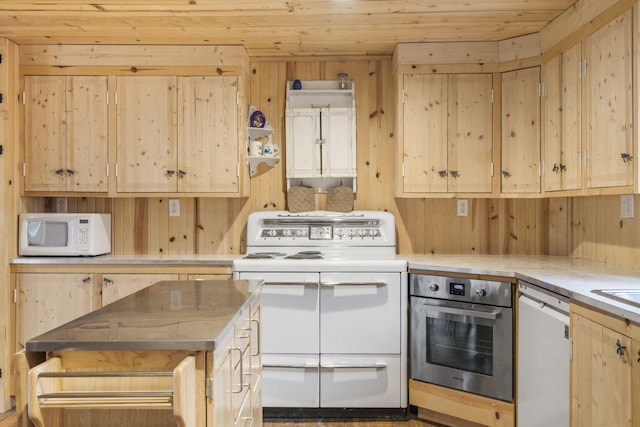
<box><xmin>321</xmin><ymin>363</ymin><xmax>387</xmax><ymax>369</ymax></box>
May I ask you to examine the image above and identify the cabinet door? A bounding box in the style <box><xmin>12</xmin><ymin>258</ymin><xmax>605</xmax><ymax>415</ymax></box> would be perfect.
<box><xmin>542</xmin><ymin>48</ymin><xmax>582</xmax><ymax>193</ymax></box>
<box><xmin>116</xmin><ymin>76</ymin><xmax>178</xmax><ymax>192</ymax></box>
<box><xmin>584</xmin><ymin>11</ymin><xmax>633</xmax><ymax>189</ymax></box>
<box><xmin>501</xmin><ymin>67</ymin><xmax>541</xmax><ymax>194</ymax></box>
<box><xmin>401</xmin><ymin>74</ymin><xmax>448</xmax><ymax>193</ymax></box>
<box><xmin>101</xmin><ymin>273</ymin><xmax>179</xmax><ymax>306</ymax></box>
<box><xmin>447</xmin><ymin>74</ymin><xmax>493</xmax><ymax>193</ymax></box>
<box><xmin>286</xmin><ymin>108</ymin><xmax>321</xmax><ymax>178</ymax></box>
<box><xmin>178</xmin><ymin>76</ymin><xmax>239</xmax><ymax>193</ymax></box>
<box><xmin>66</xmin><ymin>76</ymin><xmax>109</xmax><ymax>192</ymax></box>
<box><xmin>542</xmin><ymin>54</ymin><xmax>563</xmax><ymax>192</ymax></box>
<box><xmin>559</xmin><ymin>44</ymin><xmax>582</xmax><ymax>191</ymax></box>
<box><xmin>15</xmin><ymin>273</ymin><xmax>95</xmax><ymax>350</ymax></box>
<box><xmin>24</xmin><ymin>76</ymin><xmax>66</xmax><ymax>192</ymax></box>
<box><xmin>323</xmin><ymin>107</ymin><xmax>356</xmax><ymax>178</ymax></box>
<box><xmin>571</xmin><ymin>313</ymin><xmax>633</xmax><ymax>427</ymax></box>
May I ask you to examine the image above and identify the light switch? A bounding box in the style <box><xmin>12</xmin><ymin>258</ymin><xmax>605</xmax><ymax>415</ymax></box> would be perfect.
<box><xmin>457</xmin><ymin>199</ymin><xmax>468</xmax><ymax>217</ymax></box>
<box><xmin>620</xmin><ymin>194</ymin><xmax>634</xmax><ymax>219</ymax></box>
<box><xmin>169</xmin><ymin>199</ymin><xmax>180</xmax><ymax>217</ymax></box>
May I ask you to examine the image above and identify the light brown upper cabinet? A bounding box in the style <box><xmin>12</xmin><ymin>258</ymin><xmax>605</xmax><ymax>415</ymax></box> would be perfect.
<box><xmin>115</xmin><ymin>75</ymin><xmax>240</xmax><ymax>195</ymax></box>
<box><xmin>501</xmin><ymin>67</ymin><xmax>541</xmax><ymax>195</ymax></box>
<box><xmin>541</xmin><ymin>10</ymin><xmax>633</xmax><ymax>195</ymax></box>
<box><xmin>396</xmin><ymin>73</ymin><xmax>493</xmax><ymax>196</ymax></box>
<box><xmin>584</xmin><ymin>11</ymin><xmax>633</xmax><ymax>190</ymax></box>
<box><xmin>542</xmin><ymin>44</ymin><xmax>582</xmax><ymax>193</ymax></box>
<box><xmin>23</xmin><ymin>75</ymin><xmax>109</xmax><ymax>193</ymax></box>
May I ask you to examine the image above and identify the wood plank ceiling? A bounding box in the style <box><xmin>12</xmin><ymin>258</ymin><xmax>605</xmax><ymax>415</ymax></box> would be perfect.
<box><xmin>0</xmin><ymin>0</ymin><xmax>579</xmax><ymax>57</ymax></box>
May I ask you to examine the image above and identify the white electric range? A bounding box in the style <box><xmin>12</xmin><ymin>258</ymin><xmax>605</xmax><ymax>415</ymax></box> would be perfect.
<box><xmin>233</xmin><ymin>210</ymin><xmax>407</xmax><ymax>417</ymax></box>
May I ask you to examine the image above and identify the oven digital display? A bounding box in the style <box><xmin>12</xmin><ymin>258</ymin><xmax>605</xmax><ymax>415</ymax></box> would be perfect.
<box><xmin>449</xmin><ymin>282</ymin><xmax>466</xmax><ymax>296</ymax></box>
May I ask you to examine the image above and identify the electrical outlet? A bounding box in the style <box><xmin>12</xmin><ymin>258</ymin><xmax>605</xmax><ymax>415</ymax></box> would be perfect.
<box><xmin>56</xmin><ymin>197</ymin><xmax>67</xmax><ymax>213</ymax></box>
<box><xmin>169</xmin><ymin>199</ymin><xmax>180</xmax><ymax>217</ymax></box>
<box><xmin>620</xmin><ymin>194</ymin><xmax>634</xmax><ymax>219</ymax></box>
<box><xmin>457</xmin><ymin>199</ymin><xmax>469</xmax><ymax>217</ymax></box>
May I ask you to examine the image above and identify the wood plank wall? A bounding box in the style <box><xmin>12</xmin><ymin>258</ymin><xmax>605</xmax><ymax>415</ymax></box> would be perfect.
<box><xmin>25</xmin><ymin>57</ymin><xmax>564</xmax><ymax>258</ymax></box>
<box><xmin>20</xmin><ymin>58</ymin><xmax>640</xmax><ymax>268</ymax></box>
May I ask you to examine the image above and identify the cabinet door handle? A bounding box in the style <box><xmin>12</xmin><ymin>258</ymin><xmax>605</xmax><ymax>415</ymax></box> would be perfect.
<box><xmin>449</xmin><ymin>170</ymin><xmax>460</xmax><ymax>178</ymax></box>
<box><xmin>55</xmin><ymin>168</ymin><xmax>65</xmax><ymax>176</ymax></box>
<box><xmin>251</xmin><ymin>319</ymin><xmax>261</xmax><ymax>356</ymax></box>
<box><xmin>616</xmin><ymin>339</ymin><xmax>627</xmax><ymax>356</ymax></box>
<box><xmin>438</xmin><ymin>170</ymin><xmax>448</xmax><ymax>178</ymax></box>
<box><xmin>177</xmin><ymin>169</ymin><xmax>186</xmax><ymax>178</ymax></box>
<box><xmin>103</xmin><ymin>277</ymin><xmax>113</xmax><ymax>286</ymax></box>
<box><xmin>621</xmin><ymin>153</ymin><xmax>633</xmax><ymax>163</ymax></box>
<box><xmin>552</xmin><ymin>163</ymin><xmax>559</xmax><ymax>173</ymax></box>
<box><xmin>166</xmin><ymin>170</ymin><xmax>175</xmax><ymax>177</ymax></box>
<box><xmin>66</xmin><ymin>169</ymin><xmax>75</xmax><ymax>176</ymax></box>
<box><xmin>637</xmin><ymin>349</ymin><xmax>640</xmax><ymax>363</ymax></box>
<box><xmin>502</xmin><ymin>170</ymin><xmax>511</xmax><ymax>178</ymax></box>
<box><xmin>231</xmin><ymin>347</ymin><xmax>243</xmax><ymax>393</ymax></box>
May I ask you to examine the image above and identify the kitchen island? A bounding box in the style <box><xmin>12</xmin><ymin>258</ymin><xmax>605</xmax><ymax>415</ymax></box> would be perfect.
<box><xmin>14</xmin><ymin>279</ymin><xmax>263</xmax><ymax>427</ymax></box>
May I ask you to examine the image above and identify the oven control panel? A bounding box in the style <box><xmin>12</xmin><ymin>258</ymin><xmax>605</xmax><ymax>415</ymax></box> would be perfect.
<box><xmin>259</xmin><ymin>225</ymin><xmax>383</xmax><ymax>241</ymax></box>
<box><xmin>410</xmin><ymin>273</ymin><xmax>512</xmax><ymax>307</ymax></box>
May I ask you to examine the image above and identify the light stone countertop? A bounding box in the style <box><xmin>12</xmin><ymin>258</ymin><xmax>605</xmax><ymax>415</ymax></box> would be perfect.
<box><xmin>403</xmin><ymin>254</ymin><xmax>640</xmax><ymax>324</ymax></box>
<box><xmin>12</xmin><ymin>254</ymin><xmax>238</xmax><ymax>265</ymax></box>
<box><xmin>13</xmin><ymin>253</ymin><xmax>640</xmax><ymax>323</ymax></box>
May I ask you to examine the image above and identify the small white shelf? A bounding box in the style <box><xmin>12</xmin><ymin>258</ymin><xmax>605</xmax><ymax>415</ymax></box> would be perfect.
<box><xmin>246</xmin><ymin>105</ymin><xmax>279</xmax><ymax>177</ymax></box>
<box><xmin>247</xmin><ymin>155</ymin><xmax>280</xmax><ymax>177</ymax></box>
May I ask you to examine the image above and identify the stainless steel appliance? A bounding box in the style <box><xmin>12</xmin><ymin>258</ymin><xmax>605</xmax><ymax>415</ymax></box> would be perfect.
<box><xmin>233</xmin><ymin>210</ymin><xmax>407</xmax><ymax>416</ymax></box>
<box><xmin>518</xmin><ymin>280</ymin><xmax>570</xmax><ymax>426</ymax></box>
<box><xmin>410</xmin><ymin>273</ymin><xmax>513</xmax><ymax>401</ymax></box>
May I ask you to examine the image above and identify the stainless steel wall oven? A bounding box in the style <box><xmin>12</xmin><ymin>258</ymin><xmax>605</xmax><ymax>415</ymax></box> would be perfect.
<box><xmin>410</xmin><ymin>272</ymin><xmax>513</xmax><ymax>402</ymax></box>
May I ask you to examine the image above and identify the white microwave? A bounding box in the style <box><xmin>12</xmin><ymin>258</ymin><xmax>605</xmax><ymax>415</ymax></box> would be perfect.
<box><xmin>19</xmin><ymin>213</ymin><xmax>111</xmax><ymax>256</ymax></box>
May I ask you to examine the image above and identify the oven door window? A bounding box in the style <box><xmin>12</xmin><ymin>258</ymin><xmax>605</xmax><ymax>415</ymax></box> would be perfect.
<box><xmin>426</xmin><ymin>316</ymin><xmax>493</xmax><ymax>376</ymax></box>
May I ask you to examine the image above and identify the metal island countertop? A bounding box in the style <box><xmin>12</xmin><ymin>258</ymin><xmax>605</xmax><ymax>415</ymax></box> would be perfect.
<box><xmin>25</xmin><ymin>279</ymin><xmax>262</xmax><ymax>353</ymax></box>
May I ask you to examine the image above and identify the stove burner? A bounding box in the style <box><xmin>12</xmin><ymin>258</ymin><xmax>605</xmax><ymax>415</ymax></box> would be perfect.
<box><xmin>285</xmin><ymin>253</ymin><xmax>324</xmax><ymax>260</ymax></box>
<box><xmin>243</xmin><ymin>252</ymin><xmax>286</xmax><ymax>259</ymax></box>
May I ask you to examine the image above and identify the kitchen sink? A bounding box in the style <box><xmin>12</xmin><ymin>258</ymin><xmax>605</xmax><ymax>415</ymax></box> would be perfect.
<box><xmin>592</xmin><ymin>289</ymin><xmax>640</xmax><ymax>309</ymax></box>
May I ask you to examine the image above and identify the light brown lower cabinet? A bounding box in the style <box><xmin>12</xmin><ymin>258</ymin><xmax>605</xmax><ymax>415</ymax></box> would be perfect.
<box><xmin>570</xmin><ymin>302</ymin><xmax>640</xmax><ymax>427</ymax></box>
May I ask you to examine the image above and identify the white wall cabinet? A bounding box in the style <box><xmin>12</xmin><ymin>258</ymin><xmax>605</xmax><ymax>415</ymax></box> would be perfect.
<box><xmin>285</xmin><ymin>80</ymin><xmax>356</xmax><ymax>192</ymax></box>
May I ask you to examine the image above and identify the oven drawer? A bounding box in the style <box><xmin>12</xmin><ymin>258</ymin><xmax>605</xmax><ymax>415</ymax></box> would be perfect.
<box><xmin>237</xmin><ymin>271</ymin><xmax>320</xmax><ymax>354</ymax></box>
<box><xmin>320</xmin><ymin>354</ymin><xmax>402</xmax><ymax>408</ymax></box>
<box><xmin>262</xmin><ymin>354</ymin><xmax>319</xmax><ymax>408</ymax></box>
<box><xmin>320</xmin><ymin>272</ymin><xmax>401</xmax><ymax>354</ymax></box>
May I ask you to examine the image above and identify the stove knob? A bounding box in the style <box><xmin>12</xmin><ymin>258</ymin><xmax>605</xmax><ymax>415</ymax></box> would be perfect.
<box><xmin>282</xmin><ymin>229</ymin><xmax>292</xmax><ymax>237</ymax></box>
<box><xmin>296</xmin><ymin>229</ymin><xmax>306</xmax><ymax>237</ymax></box>
<box><xmin>266</xmin><ymin>229</ymin><xmax>277</xmax><ymax>237</ymax></box>
<box><xmin>348</xmin><ymin>229</ymin><xmax>356</xmax><ymax>237</ymax></box>
<box><xmin>429</xmin><ymin>284</ymin><xmax>439</xmax><ymax>292</ymax></box>
<box><xmin>358</xmin><ymin>229</ymin><xmax>367</xmax><ymax>237</ymax></box>
<box><xmin>336</xmin><ymin>229</ymin><xmax>344</xmax><ymax>238</ymax></box>
<box><xmin>369</xmin><ymin>229</ymin><xmax>378</xmax><ymax>237</ymax></box>
<box><xmin>476</xmin><ymin>289</ymin><xmax>487</xmax><ymax>297</ymax></box>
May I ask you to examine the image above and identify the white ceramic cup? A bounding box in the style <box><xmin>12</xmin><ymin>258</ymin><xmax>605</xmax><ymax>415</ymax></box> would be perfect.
<box><xmin>263</xmin><ymin>141</ymin><xmax>276</xmax><ymax>156</ymax></box>
<box><xmin>249</xmin><ymin>140</ymin><xmax>263</xmax><ymax>156</ymax></box>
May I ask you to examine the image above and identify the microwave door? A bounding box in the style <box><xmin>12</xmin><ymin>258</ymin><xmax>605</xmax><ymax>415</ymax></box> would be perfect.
<box><xmin>27</xmin><ymin>221</ymin><xmax>69</xmax><ymax>247</ymax></box>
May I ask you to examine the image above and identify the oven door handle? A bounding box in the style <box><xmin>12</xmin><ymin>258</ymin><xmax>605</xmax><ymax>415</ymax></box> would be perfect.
<box><xmin>416</xmin><ymin>303</ymin><xmax>501</xmax><ymax>320</ymax></box>
<box><xmin>320</xmin><ymin>281</ymin><xmax>387</xmax><ymax>287</ymax></box>
<box><xmin>320</xmin><ymin>363</ymin><xmax>387</xmax><ymax>369</ymax></box>
<box><xmin>262</xmin><ymin>363</ymin><xmax>318</xmax><ymax>369</ymax></box>
<box><xmin>264</xmin><ymin>281</ymin><xmax>319</xmax><ymax>286</ymax></box>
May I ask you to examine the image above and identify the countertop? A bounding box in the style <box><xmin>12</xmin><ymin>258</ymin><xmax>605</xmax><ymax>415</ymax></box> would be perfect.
<box><xmin>14</xmin><ymin>253</ymin><xmax>640</xmax><ymax>323</ymax></box>
<box><xmin>12</xmin><ymin>254</ymin><xmax>237</xmax><ymax>265</ymax></box>
<box><xmin>403</xmin><ymin>254</ymin><xmax>640</xmax><ymax>324</ymax></box>
<box><xmin>25</xmin><ymin>279</ymin><xmax>262</xmax><ymax>353</ymax></box>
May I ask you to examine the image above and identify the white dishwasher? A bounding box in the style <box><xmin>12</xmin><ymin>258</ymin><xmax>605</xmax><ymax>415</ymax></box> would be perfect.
<box><xmin>517</xmin><ymin>281</ymin><xmax>570</xmax><ymax>427</ymax></box>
